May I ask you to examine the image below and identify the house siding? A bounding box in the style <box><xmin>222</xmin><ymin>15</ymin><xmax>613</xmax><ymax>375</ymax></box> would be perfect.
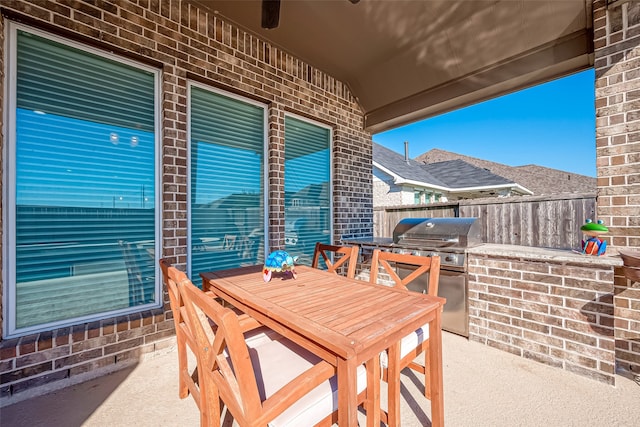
<box><xmin>594</xmin><ymin>0</ymin><xmax>640</xmax><ymax>376</ymax></box>
<box><xmin>372</xmin><ymin>168</ymin><xmax>404</xmax><ymax>207</ymax></box>
<box><xmin>372</xmin><ymin>167</ymin><xmax>438</xmax><ymax>207</ymax></box>
<box><xmin>0</xmin><ymin>0</ymin><xmax>372</xmax><ymax>401</ymax></box>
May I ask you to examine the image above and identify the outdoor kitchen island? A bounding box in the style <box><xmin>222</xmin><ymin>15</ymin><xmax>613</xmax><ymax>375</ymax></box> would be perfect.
<box><xmin>465</xmin><ymin>244</ymin><xmax>623</xmax><ymax>385</ymax></box>
<box><xmin>349</xmin><ymin>240</ymin><xmax>627</xmax><ymax>386</ymax></box>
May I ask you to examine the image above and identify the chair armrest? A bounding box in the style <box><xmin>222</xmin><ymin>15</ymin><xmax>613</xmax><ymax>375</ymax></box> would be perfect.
<box><xmin>261</xmin><ymin>360</ymin><xmax>336</xmax><ymax>419</ymax></box>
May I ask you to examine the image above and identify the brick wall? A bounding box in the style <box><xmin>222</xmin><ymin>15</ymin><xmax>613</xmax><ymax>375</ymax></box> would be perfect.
<box><xmin>0</xmin><ymin>0</ymin><xmax>372</xmax><ymax>402</ymax></box>
<box><xmin>467</xmin><ymin>245</ymin><xmax>619</xmax><ymax>385</ymax></box>
<box><xmin>593</xmin><ymin>0</ymin><xmax>640</xmax><ymax>376</ymax></box>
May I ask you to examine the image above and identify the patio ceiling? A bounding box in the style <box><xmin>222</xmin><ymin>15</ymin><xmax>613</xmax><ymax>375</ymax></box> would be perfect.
<box><xmin>193</xmin><ymin>1</ymin><xmax>593</xmax><ymax>134</ymax></box>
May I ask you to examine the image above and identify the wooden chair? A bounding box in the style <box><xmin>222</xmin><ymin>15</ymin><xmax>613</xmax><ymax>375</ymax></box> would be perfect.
<box><xmin>311</xmin><ymin>242</ymin><xmax>360</xmax><ymax>279</ymax></box>
<box><xmin>160</xmin><ymin>258</ymin><xmax>204</xmax><ymax>413</ymax></box>
<box><xmin>159</xmin><ymin>259</ymin><xmax>282</xmax><ymax>422</ymax></box>
<box><xmin>369</xmin><ymin>249</ymin><xmax>441</xmax><ymax>426</ymax></box>
<box><xmin>177</xmin><ymin>271</ymin><xmax>369</xmax><ymax>427</ymax></box>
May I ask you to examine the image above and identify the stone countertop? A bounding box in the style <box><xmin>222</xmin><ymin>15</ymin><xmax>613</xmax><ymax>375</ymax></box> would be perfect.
<box><xmin>467</xmin><ymin>244</ymin><xmax>624</xmax><ymax>267</ymax></box>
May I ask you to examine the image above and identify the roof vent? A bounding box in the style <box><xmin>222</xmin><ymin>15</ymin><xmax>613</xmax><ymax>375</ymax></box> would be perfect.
<box><xmin>404</xmin><ymin>141</ymin><xmax>409</xmax><ymax>164</ymax></box>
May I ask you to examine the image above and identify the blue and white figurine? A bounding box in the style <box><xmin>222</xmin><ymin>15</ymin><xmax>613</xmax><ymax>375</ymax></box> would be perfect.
<box><xmin>263</xmin><ymin>250</ymin><xmax>298</xmax><ymax>282</ymax></box>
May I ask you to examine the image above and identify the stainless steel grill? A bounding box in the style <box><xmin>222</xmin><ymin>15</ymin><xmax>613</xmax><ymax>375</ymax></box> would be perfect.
<box><xmin>392</xmin><ymin>217</ymin><xmax>482</xmax><ymax>268</ymax></box>
<box><xmin>343</xmin><ymin>217</ymin><xmax>482</xmax><ymax>337</ymax></box>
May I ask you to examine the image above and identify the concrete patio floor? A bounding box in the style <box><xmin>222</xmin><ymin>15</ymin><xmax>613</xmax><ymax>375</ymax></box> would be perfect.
<box><xmin>2</xmin><ymin>332</ymin><xmax>639</xmax><ymax>427</ymax></box>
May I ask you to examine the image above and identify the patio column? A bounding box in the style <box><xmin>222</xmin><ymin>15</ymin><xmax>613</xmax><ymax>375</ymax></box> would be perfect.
<box><xmin>593</xmin><ymin>0</ymin><xmax>640</xmax><ymax>377</ymax></box>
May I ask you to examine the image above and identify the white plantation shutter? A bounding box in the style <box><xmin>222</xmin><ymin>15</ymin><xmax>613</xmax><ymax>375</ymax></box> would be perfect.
<box><xmin>189</xmin><ymin>86</ymin><xmax>266</xmax><ymax>279</ymax></box>
<box><xmin>8</xmin><ymin>27</ymin><xmax>159</xmax><ymax>336</ymax></box>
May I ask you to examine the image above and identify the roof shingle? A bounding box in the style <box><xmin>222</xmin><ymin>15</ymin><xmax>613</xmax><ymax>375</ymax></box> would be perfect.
<box><xmin>415</xmin><ymin>148</ymin><xmax>596</xmax><ymax>195</ymax></box>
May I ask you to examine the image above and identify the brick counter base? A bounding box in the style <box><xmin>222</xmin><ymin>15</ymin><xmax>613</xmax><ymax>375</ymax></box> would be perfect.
<box><xmin>467</xmin><ymin>245</ymin><xmax>620</xmax><ymax>385</ymax></box>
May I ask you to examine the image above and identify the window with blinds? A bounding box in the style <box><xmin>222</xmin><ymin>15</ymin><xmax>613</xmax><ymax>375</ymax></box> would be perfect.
<box><xmin>284</xmin><ymin>116</ymin><xmax>332</xmax><ymax>265</ymax></box>
<box><xmin>6</xmin><ymin>26</ymin><xmax>159</xmax><ymax>336</ymax></box>
<box><xmin>189</xmin><ymin>85</ymin><xmax>266</xmax><ymax>279</ymax></box>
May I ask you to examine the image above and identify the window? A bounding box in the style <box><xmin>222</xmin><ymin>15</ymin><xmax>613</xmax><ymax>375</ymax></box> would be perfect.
<box><xmin>284</xmin><ymin>116</ymin><xmax>331</xmax><ymax>265</ymax></box>
<box><xmin>414</xmin><ymin>191</ymin><xmax>422</xmax><ymax>204</ymax></box>
<box><xmin>188</xmin><ymin>85</ymin><xmax>266</xmax><ymax>279</ymax></box>
<box><xmin>4</xmin><ymin>25</ymin><xmax>160</xmax><ymax>337</ymax></box>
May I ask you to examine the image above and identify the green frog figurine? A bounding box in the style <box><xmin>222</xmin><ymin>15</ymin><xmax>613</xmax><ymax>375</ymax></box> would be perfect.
<box><xmin>581</xmin><ymin>219</ymin><xmax>608</xmax><ymax>256</ymax></box>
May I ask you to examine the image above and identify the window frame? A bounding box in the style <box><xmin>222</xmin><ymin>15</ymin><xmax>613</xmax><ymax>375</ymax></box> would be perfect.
<box><xmin>283</xmin><ymin>112</ymin><xmax>334</xmax><ymax>249</ymax></box>
<box><xmin>414</xmin><ymin>190</ymin><xmax>422</xmax><ymax>204</ymax></box>
<box><xmin>186</xmin><ymin>81</ymin><xmax>269</xmax><ymax>277</ymax></box>
<box><xmin>2</xmin><ymin>22</ymin><xmax>162</xmax><ymax>338</ymax></box>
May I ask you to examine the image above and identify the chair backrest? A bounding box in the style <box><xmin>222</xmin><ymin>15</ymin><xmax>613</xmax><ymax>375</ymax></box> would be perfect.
<box><xmin>159</xmin><ymin>258</ymin><xmax>180</xmax><ymax>314</ymax></box>
<box><xmin>177</xmin><ymin>273</ymin><xmax>267</xmax><ymax>424</ymax></box>
<box><xmin>160</xmin><ymin>260</ymin><xmax>204</xmax><ymax>412</ymax></box>
<box><xmin>369</xmin><ymin>250</ymin><xmax>441</xmax><ymax>295</ymax></box>
<box><xmin>311</xmin><ymin>242</ymin><xmax>360</xmax><ymax>279</ymax></box>
<box><xmin>164</xmin><ymin>263</ymin><xmax>211</xmax><ymax>344</ymax></box>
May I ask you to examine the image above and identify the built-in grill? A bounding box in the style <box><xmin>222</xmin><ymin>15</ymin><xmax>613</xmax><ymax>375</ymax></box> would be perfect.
<box><xmin>343</xmin><ymin>217</ymin><xmax>483</xmax><ymax>337</ymax></box>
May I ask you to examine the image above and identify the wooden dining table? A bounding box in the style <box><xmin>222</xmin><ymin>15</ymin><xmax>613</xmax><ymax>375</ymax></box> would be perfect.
<box><xmin>201</xmin><ymin>265</ymin><xmax>445</xmax><ymax>427</ymax></box>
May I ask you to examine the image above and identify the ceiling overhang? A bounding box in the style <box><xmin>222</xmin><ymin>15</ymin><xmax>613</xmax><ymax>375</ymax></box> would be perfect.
<box><xmin>192</xmin><ymin>1</ymin><xmax>594</xmax><ymax>134</ymax></box>
<box><xmin>364</xmin><ymin>28</ymin><xmax>593</xmax><ymax>133</ymax></box>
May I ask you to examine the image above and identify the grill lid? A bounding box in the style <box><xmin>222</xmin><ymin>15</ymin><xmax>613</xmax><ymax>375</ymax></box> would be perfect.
<box><xmin>392</xmin><ymin>217</ymin><xmax>482</xmax><ymax>248</ymax></box>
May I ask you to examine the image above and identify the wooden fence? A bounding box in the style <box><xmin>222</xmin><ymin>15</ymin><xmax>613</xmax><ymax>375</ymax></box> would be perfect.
<box><xmin>374</xmin><ymin>193</ymin><xmax>597</xmax><ymax>251</ymax></box>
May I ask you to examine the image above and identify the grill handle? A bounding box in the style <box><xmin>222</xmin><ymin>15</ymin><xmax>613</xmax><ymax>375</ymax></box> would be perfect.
<box><xmin>429</xmin><ymin>238</ymin><xmax>459</xmax><ymax>243</ymax></box>
<box><xmin>397</xmin><ymin>237</ymin><xmax>460</xmax><ymax>245</ymax></box>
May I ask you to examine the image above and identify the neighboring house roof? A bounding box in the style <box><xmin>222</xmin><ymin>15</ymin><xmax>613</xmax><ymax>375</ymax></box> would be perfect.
<box><xmin>373</xmin><ymin>143</ymin><xmax>532</xmax><ymax>196</ymax></box>
<box><xmin>421</xmin><ymin>159</ymin><xmax>513</xmax><ymax>188</ymax></box>
<box><xmin>373</xmin><ymin>143</ymin><xmax>448</xmax><ymax>189</ymax></box>
<box><xmin>415</xmin><ymin>149</ymin><xmax>596</xmax><ymax>195</ymax></box>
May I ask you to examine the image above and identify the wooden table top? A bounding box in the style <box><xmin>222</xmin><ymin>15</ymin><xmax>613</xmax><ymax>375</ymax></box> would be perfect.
<box><xmin>201</xmin><ymin>265</ymin><xmax>444</xmax><ymax>363</ymax></box>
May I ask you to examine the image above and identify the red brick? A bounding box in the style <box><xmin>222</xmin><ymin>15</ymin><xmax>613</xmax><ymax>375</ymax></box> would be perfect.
<box><xmin>18</xmin><ymin>336</ymin><xmax>37</xmax><ymax>355</ymax></box>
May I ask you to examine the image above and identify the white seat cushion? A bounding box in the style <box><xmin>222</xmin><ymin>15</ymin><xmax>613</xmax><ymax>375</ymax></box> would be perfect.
<box><xmin>239</xmin><ymin>338</ymin><xmax>367</xmax><ymax>427</ymax></box>
<box><xmin>379</xmin><ymin>322</ymin><xmax>429</xmax><ymax>368</ymax></box>
<box><xmin>244</xmin><ymin>325</ymin><xmax>283</xmax><ymax>348</ymax></box>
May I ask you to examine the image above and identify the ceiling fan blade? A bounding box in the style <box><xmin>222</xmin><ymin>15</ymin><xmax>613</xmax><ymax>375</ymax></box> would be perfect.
<box><xmin>261</xmin><ymin>0</ymin><xmax>356</xmax><ymax>29</ymax></box>
<box><xmin>262</xmin><ymin>0</ymin><xmax>281</xmax><ymax>29</ymax></box>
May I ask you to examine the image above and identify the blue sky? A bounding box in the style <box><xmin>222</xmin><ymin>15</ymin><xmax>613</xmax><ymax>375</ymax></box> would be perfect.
<box><xmin>373</xmin><ymin>69</ymin><xmax>596</xmax><ymax>177</ymax></box>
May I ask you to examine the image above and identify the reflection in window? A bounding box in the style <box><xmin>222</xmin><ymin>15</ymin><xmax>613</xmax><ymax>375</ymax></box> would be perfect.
<box><xmin>284</xmin><ymin>116</ymin><xmax>331</xmax><ymax>265</ymax></box>
<box><xmin>8</xmin><ymin>28</ymin><xmax>158</xmax><ymax>335</ymax></box>
<box><xmin>189</xmin><ymin>86</ymin><xmax>265</xmax><ymax>279</ymax></box>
